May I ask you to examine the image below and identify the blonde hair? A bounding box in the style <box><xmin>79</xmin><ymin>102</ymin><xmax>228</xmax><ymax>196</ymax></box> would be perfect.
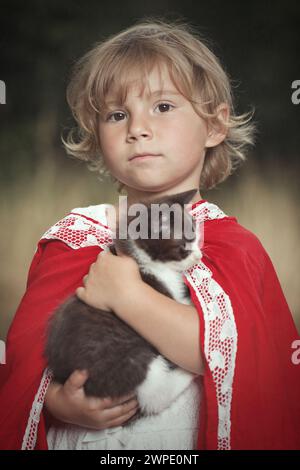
<box><xmin>63</xmin><ymin>17</ymin><xmax>255</xmax><ymax>191</ymax></box>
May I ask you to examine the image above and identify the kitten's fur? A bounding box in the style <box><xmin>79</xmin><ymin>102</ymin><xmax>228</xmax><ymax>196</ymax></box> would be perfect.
<box><xmin>45</xmin><ymin>189</ymin><xmax>202</xmax><ymax>420</ymax></box>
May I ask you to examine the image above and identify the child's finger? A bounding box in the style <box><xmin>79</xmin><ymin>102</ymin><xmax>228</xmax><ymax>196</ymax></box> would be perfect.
<box><xmin>64</xmin><ymin>369</ymin><xmax>89</xmax><ymax>393</ymax></box>
<box><xmin>105</xmin><ymin>405</ymin><xmax>139</xmax><ymax>429</ymax></box>
<box><xmin>106</xmin><ymin>392</ymin><xmax>137</xmax><ymax>408</ymax></box>
<box><xmin>103</xmin><ymin>398</ymin><xmax>139</xmax><ymax>423</ymax></box>
<box><xmin>76</xmin><ymin>286</ymin><xmax>85</xmax><ymax>300</ymax></box>
<box><xmin>120</xmin><ymin>392</ymin><xmax>138</xmax><ymax>404</ymax></box>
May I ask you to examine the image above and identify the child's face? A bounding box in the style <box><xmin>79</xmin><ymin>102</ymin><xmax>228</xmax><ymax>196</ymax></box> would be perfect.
<box><xmin>98</xmin><ymin>63</ymin><xmax>218</xmax><ymax>203</ymax></box>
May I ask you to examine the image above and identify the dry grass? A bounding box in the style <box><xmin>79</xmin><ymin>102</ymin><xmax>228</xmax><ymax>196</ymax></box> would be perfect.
<box><xmin>1</xmin><ymin>159</ymin><xmax>299</xmax><ymax>339</ymax></box>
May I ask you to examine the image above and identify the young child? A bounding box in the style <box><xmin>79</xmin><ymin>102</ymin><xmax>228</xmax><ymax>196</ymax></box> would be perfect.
<box><xmin>0</xmin><ymin>19</ymin><xmax>299</xmax><ymax>451</ymax></box>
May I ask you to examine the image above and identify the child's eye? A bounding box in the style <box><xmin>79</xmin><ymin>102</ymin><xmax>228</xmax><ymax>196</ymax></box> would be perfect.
<box><xmin>106</xmin><ymin>111</ymin><xmax>126</xmax><ymax>122</ymax></box>
<box><xmin>155</xmin><ymin>102</ymin><xmax>174</xmax><ymax>113</ymax></box>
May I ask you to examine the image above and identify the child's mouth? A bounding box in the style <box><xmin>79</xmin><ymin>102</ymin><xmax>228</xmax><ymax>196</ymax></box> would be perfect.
<box><xmin>130</xmin><ymin>154</ymin><xmax>162</xmax><ymax>162</ymax></box>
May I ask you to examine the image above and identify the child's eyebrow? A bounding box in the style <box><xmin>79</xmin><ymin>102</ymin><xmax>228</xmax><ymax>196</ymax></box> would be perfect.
<box><xmin>148</xmin><ymin>89</ymin><xmax>180</xmax><ymax>97</ymax></box>
<box><xmin>105</xmin><ymin>89</ymin><xmax>180</xmax><ymax>106</ymax></box>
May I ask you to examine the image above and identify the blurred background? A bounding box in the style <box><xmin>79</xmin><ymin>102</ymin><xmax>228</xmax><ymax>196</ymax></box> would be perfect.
<box><xmin>0</xmin><ymin>0</ymin><xmax>299</xmax><ymax>339</ymax></box>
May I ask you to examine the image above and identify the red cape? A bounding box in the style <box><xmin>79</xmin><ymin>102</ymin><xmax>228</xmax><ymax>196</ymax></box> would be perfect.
<box><xmin>184</xmin><ymin>202</ymin><xmax>300</xmax><ymax>449</ymax></box>
<box><xmin>0</xmin><ymin>200</ymin><xmax>299</xmax><ymax>449</ymax></box>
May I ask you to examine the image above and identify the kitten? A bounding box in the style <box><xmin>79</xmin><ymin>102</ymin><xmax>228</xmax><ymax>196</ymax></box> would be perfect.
<box><xmin>45</xmin><ymin>189</ymin><xmax>202</xmax><ymax>420</ymax></box>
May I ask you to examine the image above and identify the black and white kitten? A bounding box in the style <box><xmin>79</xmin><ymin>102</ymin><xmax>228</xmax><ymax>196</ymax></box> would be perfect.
<box><xmin>45</xmin><ymin>189</ymin><xmax>202</xmax><ymax>420</ymax></box>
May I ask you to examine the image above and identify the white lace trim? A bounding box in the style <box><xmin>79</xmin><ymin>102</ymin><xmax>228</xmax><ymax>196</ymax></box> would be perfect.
<box><xmin>71</xmin><ymin>203</ymin><xmax>115</xmax><ymax>225</ymax></box>
<box><xmin>40</xmin><ymin>212</ymin><xmax>114</xmax><ymax>251</ymax></box>
<box><xmin>184</xmin><ymin>262</ymin><xmax>238</xmax><ymax>450</ymax></box>
<box><xmin>21</xmin><ymin>368</ymin><xmax>53</xmax><ymax>450</ymax></box>
<box><xmin>40</xmin><ymin>201</ymin><xmax>227</xmax><ymax>250</ymax></box>
<box><xmin>189</xmin><ymin>201</ymin><xmax>227</xmax><ymax>222</ymax></box>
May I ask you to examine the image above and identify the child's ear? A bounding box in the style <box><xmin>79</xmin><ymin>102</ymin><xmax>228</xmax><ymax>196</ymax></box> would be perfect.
<box><xmin>205</xmin><ymin>103</ymin><xmax>229</xmax><ymax>148</ymax></box>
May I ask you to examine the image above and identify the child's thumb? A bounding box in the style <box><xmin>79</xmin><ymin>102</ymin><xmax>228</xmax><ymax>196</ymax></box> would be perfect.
<box><xmin>65</xmin><ymin>369</ymin><xmax>89</xmax><ymax>393</ymax></box>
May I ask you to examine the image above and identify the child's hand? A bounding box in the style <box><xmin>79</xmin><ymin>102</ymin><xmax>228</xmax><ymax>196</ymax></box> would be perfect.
<box><xmin>76</xmin><ymin>250</ymin><xmax>142</xmax><ymax>311</ymax></box>
<box><xmin>45</xmin><ymin>370</ymin><xmax>139</xmax><ymax>430</ymax></box>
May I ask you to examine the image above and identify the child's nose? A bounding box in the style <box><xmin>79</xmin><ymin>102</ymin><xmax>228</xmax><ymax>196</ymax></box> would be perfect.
<box><xmin>127</xmin><ymin>115</ymin><xmax>153</xmax><ymax>140</ymax></box>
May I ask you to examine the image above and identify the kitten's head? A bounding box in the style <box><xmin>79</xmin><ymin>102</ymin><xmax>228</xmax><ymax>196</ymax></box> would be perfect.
<box><xmin>111</xmin><ymin>189</ymin><xmax>202</xmax><ymax>272</ymax></box>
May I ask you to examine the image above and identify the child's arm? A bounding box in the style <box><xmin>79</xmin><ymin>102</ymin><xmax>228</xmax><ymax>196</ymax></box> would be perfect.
<box><xmin>77</xmin><ymin>251</ymin><xmax>204</xmax><ymax>376</ymax></box>
<box><xmin>113</xmin><ymin>280</ymin><xmax>204</xmax><ymax>375</ymax></box>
